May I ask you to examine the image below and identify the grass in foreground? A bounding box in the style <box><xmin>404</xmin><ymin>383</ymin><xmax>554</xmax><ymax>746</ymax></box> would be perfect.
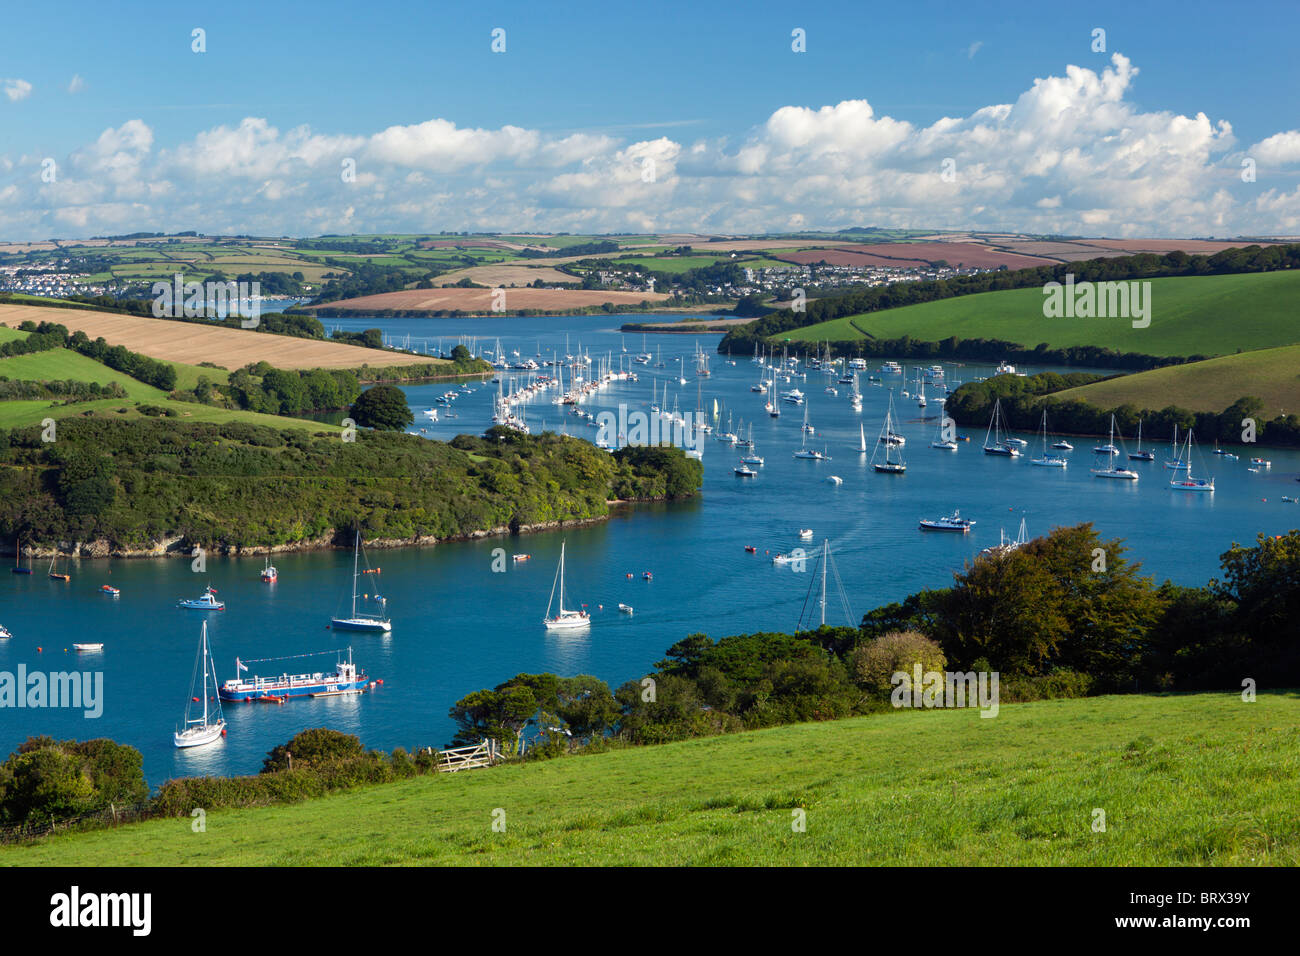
<box><xmin>4</xmin><ymin>691</ymin><xmax>1297</xmax><ymax>866</ymax></box>
<box><xmin>1048</xmin><ymin>344</ymin><xmax>1300</xmax><ymax>420</ymax></box>
<box><xmin>784</xmin><ymin>271</ymin><xmax>1300</xmax><ymax>358</ymax></box>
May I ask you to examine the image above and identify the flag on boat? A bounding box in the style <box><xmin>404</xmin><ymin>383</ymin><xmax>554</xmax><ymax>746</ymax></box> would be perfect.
<box><xmin>237</xmin><ymin>658</ymin><xmax>248</xmax><ymax>673</ymax></box>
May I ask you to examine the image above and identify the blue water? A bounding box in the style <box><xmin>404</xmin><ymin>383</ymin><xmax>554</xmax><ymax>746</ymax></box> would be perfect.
<box><xmin>2</xmin><ymin>314</ymin><xmax>1297</xmax><ymax>786</ymax></box>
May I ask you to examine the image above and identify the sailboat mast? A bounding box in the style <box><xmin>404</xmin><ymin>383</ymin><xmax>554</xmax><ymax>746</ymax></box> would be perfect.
<box><xmin>558</xmin><ymin>541</ymin><xmax>565</xmax><ymax>613</ymax></box>
<box><xmin>820</xmin><ymin>540</ymin><xmax>828</xmax><ymax>627</ymax></box>
<box><xmin>351</xmin><ymin>532</ymin><xmax>360</xmax><ymax>618</ymax></box>
<box><xmin>202</xmin><ymin>623</ymin><xmax>209</xmax><ymax>725</ymax></box>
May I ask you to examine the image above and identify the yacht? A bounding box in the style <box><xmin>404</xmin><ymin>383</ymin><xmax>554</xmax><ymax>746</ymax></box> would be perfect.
<box><xmin>919</xmin><ymin>511</ymin><xmax>976</xmax><ymax>532</ymax></box>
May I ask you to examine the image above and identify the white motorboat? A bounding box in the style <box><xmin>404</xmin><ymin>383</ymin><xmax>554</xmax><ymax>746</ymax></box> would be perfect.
<box><xmin>73</xmin><ymin>643</ymin><xmax>103</xmax><ymax>651</ymax></box>
<box><xmin>178</xmin><ymin>585</ymin><xmax>224</xmax><ymax>611</ymax></box>
<box><xmin>919</xmin><ymin>511</ymin><xmax>976</xmax><ymax>532</ymax></box>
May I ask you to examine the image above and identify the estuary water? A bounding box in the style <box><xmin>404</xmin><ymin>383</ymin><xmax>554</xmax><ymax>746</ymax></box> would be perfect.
<box><xmin>2</xmin><ymin>314</ymin><xmax>1297</xmax><ymax>786</ymax></box>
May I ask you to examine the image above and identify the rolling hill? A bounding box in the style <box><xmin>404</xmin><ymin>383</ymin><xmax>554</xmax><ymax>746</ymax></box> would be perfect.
<box><xmin>4</xmin><ymin>690</ymin><xmax>1297</xmax><ymax>866</ymax></box>
<box><xmin>1048</xmin><ymin>344</ymin><xmax>1300</xmax><ymax>420</ymax></box>
<box><xmin>782</xmin><ymin>270</ymin><xmax>1300</xmax><ymax>359</ymax></box>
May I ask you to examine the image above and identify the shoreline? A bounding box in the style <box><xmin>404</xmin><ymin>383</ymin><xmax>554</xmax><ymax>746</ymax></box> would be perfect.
<box><xmin>3</xmin><ymin>498</ymin><xmax>675</xmax><ymax>561</ymax></box>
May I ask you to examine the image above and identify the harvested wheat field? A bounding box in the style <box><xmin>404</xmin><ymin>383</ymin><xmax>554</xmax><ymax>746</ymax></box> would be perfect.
<box><xmin>0</xmin><ymin>304</ymin><xmax>433</xmax><ymax>370</ymax></box>
<box><xmin>310</xmin><ymin>287</ymin><xmax>669</xmax><ymax>313</ymax></box>
<box><xmin>429</xmin><ymin>263</ymin><xmax>582</xmax><ymax>287</ymax></box>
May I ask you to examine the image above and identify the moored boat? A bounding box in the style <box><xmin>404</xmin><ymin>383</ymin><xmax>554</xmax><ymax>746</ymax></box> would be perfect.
<box><xmin>178</xmin><ymin>585</ymin><xmax>224</xmax><ymax>610</ymax></box>
<box><xmin>175</xmin><ymin>622</ymin><xmax>226</xmax><ymax>748</ymax></box>
<box><xmin>220</xmin><ymin>646</ymin><xmax>369</xmax><ymax>702</ymax></box>
<box><xmin>919</xmin><ymin>511</ymin><xmax>976</xmax><ymax>532</ymax></box>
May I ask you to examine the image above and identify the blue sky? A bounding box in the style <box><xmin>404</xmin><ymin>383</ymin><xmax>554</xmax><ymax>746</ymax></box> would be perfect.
<box><xmin>2</xmin><ymin>0</ymin><xmax>1298</xmax><ymax>238</ymax></box>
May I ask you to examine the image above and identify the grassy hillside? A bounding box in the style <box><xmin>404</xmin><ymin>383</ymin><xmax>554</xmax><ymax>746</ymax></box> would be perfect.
<box><xmin>1050</xmin><ymin>344</ymin><xmax>1300</xmax><ymax>419</ymax></box>
<box><xmin>5</xmin><ymin>691</ymin><xmax>1297</xmax><ymax>866</ymax></box>
<box><xmin>783</xmin><ymin>271</ymin><xmax>1300</xmax><ymax>358</ymax></box>
<box><xmin>0</xmin><ymin>349</ymin><xmax>333</xmax><ymax>432</ymax></box>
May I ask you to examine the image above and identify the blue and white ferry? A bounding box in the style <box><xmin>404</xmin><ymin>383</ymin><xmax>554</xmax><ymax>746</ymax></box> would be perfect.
<box><xmin>219</xmin><ymin>647</ymin><xmax>369</xmax><ymax>702</ymax></box>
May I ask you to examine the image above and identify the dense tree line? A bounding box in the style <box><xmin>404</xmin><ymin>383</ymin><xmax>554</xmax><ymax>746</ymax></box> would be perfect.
<box><xmin>945</xmin><ymin>371</ymin><xmax>1300</xmax><ymax>447</ymax></box>
<box><xmin>718</xmin><ymin>243</ymin><xmax>1300</xmax><ymax>357</ymax></box>
<box><xmin>0</xmin><ymin>418</ymin><xmax>702</xmax><ymax>551</ymax></box>
<box><xmin>0</xmin><ymin>378</ymin><xmax>127</xmax><ymax>401</ymax></box>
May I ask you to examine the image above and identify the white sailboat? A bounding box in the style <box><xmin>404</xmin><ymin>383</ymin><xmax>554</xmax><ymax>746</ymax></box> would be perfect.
<box><xmin>1029</xmin><ymin>410</ymin><xmax>1068</xmax><ymax>467</ymax></box>
<box><xmin>1169</xmin><ymin>429</ymin><xmax>1214</xmax><ymax>492</ymax></box>
<box><xmin>543</xmin><ymin>541</ymin><xmax>590</xmax><ymax>630</ymax></box>
<box><xmin>330</xmin><ymin>531</ymin><xmax>392</xmax><ymax>632</ymax></box>
<box><xmin>1091</xmin><ymin>415</ymin><xmax>1139</xmax><ymax>480</ymax></box>
<box><xmin>871</xmin><ymin>392</ymin><xmax>906</xmax><ymax>473</ymax></box>
<box><xmin>859</xmin><ymin>423</ymin><xmax>868</xmax><ymax>453</ymax></box>
<box><xmin>1164</xmin><ymin>423</ymin><xmax>1190</xmax><ymax>470</ymax></box>
<box><xmin>983</xmin><ymin>398</ymin><xmax>1019</xmax><ymax>457</ymax></box>
<box><xmin>174</xmin><ymin>622</ymin><xmax>226</xmax><ymax>749</ymax></box>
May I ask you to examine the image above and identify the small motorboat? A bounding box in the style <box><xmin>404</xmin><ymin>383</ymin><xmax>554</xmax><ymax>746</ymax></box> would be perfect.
<box><xmin>734</xmin><ymin>464</ymin><xmax>758</xmax><ymax>477</ymax></box>
<box><xmin>827</xmin><ymin>475</ymin><xmax>843</xmax><ymax>485</ymax></box>
<box><xmin>261</xmin><ymin>557</ymin><xmax>277</xmax><ymax>583</ymax></box>
<box><xmin>178</xmin><ymin>585</ymin><xmax>224</xmax><ymax>611</ymax></box>
<box><xmin>642</xmin><ymin>571</ymin><xmax>653</xmax><ymax>581</ymax></box>
<box><xmin>744</xmin><ymin>546</ymin><xmax>757</xmax><ymax>553</ymax></box>
<box><xmin>73</xmin><ymin>643</ymin><xmax>104</xmax><ymax>651</ymax></box>
<box><xmin>618</xmin><ymin>603</ymin><xmax>634</xmax><ymax>615</ymax></box>
<box><xmin>513</xmin><ymin>554</ymin><xmax>531</xmax><ymax>562</ymax></box>
<box><xmin>0</xmin><ymin>625</ymin><xmax>11</xmax><ymax>639</ymax></box>
<box><xmin>100</xmin><ymin>584</ymin><xmax>120</xmax><ymax>596</ymax></box>
<box><xmin>798</xmin><ymin>529</ymin><xmax>814</xmax><ymax>539</ymax></box>
<box><xmin>1252</xmin><ymin>458</ymin><xmax>1271</xmax><ymax>467</ymax></box>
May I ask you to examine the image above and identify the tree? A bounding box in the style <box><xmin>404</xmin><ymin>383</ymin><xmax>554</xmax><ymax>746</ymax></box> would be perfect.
<box><xmin>349</xmin><ymin>385</ymin><xmax>413</xmax><ymax>431</ymax></box>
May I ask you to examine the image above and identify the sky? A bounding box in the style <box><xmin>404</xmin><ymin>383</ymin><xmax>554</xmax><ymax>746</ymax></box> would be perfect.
<box><xmin>1</xmin><ymin>0</ymin><xmax>1298</xmax><ymax>240</ymax></box>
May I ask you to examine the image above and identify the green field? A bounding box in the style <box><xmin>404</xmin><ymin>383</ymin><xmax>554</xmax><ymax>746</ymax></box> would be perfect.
<box><xmin>0</xmin><ymin>349</ymin><xmax>334</xmax><ymax>432</ymax></box>
<box><xmin>784</xmin><ymin>271</ymin><xmax>1300</xmax><ymax>358</ymax></box>
<box><xmin>1050</xmin><ymin>344</ymin><xmax>1300</xmax><ymax>419</ymax></box>
<box><xmin>4</xmin><ymin>690</ymin><xmax>1296</xmax><ymax>866</ymax></box>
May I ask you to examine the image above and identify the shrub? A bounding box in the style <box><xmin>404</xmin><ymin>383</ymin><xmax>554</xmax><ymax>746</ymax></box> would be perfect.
<box><xmin>848</xmin><ymin>630</ymin><xmax>947</xmax><ymax>695</ymax></box>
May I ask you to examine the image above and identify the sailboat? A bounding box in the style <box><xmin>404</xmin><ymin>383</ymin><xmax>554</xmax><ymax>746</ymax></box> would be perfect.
<box><xmin>871</xmin><ymin>392</ymin><xmax>906</xmax><ymax>473</ymax></box>
<box><xmin>1128</xmin><ymin>419</ymin><xmax>1155</xmax><ymax>461</ymax></box>
<box><xmin>11</xmin><ymin>538</ymin><xmax>31</xmax><ymax>575</ymax></box>
<box><xmin>1164</xmin><ymin>423</ymin><xmax>1190</xmax><ymax>470</ymax></box>
<box><xmin>983</xmin><ymin>399</ymin><xmax>1019</xmax><ymax>457</ymax></box>
<box><xmin>1091</xmin><ymin>415</ymin><xmax>1139</xmax><ymax>480</ymax></box>
<box><xmin>801</xmin><ymin>403</ymin><xmax>815</xmax><ymax>435</ymax></box>
<box><xmin>47</xmin><ymin>553</ymin><xmax>71</xmax><ymax>581</ymax></box>
<box><xmin>859</xmin><ymin>423</ymin><xmax>868</xmax><ymax>453</ymax></box>
<box><xmin>677</xmin><ymin>356</ymin><xmax>688</xmax><ymax>386</ymax></box>
<box><xmin>931</xmin><ymin>415</ymin><xmax>958</xmax><ymax>450</ymax></box>
<box><xmin>1169</xmin><ymin>430</ymin><xmax>1214</xmax><ymax>492</ymax></box>
<box><xmin>542</xmin><ymin>541</ymin><xmax>590</xmax><ymax>630</ymax></box>
<box><xmin>330</xmin><ymin>531</ymin><xmax>392</xmax><ymax>632</ymax></box>
<box><xmin>1029</xmin><ymin>410</ymin><xmax>1067</xmax><ymax>467</ymax></box>
<box><xmin>174</xmin><ymin>622</ymin><xmax>226</xmax><ymax>749</ymax></box>
<box><xmin>740</xmin><ymin>425</ymin><xmax>764</xmax><ymax>465</ymax></box>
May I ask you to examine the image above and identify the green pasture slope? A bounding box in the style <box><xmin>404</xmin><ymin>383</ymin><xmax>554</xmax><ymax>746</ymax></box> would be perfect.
<box><xmin>0</xmin><ymin>348</ymin><xmax>335</xmax><ymax>432</ymax></box>
<box><xmin>1049</xmin><ymin>344</ymin><xmax>1300</xmax><ymax>419</ymax></box>
<box><xmin>5</xmin><ymin>691</ymin><xmax>1297</xmax><ymax>866</ymax></box>
<box><xmin>784</xmin><ymin>271</ymin><xmax>1300</xmax><ymax>359</ymax></box>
